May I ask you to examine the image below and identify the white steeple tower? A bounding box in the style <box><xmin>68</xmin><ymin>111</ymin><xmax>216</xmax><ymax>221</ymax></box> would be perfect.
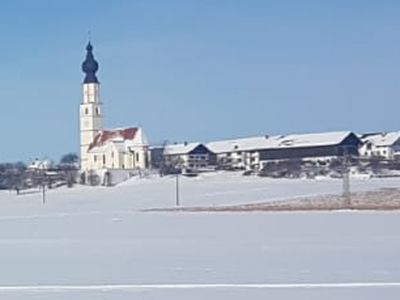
<box><xmin>79</xmin><ymin>42</ymin><xmax>103</xmax><ymax>170</ymax></box>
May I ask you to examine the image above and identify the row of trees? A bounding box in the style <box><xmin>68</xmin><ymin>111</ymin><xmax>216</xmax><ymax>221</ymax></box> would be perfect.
<box><xmin>258</xmin><ymin>156</ymin><xmax>400</xmax><ymax>179</ymax></box>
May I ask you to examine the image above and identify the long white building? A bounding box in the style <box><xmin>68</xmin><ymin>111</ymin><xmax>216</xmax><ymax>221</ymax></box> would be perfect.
<box><xmin>207</xmin><ymin>131</ymin><xmax>361</xmax><ymax>170</ymax></box>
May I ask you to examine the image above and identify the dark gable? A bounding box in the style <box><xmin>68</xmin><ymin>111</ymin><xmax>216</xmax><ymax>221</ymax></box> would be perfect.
<box><xmin>259</xmin><ymin>132</ymin><xmax>361</xmax><ymax>161</ymax></box>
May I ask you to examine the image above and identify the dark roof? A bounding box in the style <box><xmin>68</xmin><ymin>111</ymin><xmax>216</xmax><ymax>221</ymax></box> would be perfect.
<box><xmin>81</xmin><ymin>42</ymin><xmax>99</xmax><ymax>84</ymax></box>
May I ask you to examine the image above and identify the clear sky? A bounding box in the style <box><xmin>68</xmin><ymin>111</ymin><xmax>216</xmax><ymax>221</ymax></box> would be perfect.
<box><xmin>0</xmin><ymin>0</ymin><xmax>400</xmax><ymax>162</ymax></box>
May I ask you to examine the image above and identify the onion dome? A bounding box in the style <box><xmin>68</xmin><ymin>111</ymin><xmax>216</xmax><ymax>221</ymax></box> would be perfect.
<box><xmin>81</xmin><ymin>42</ymin><xmax>99</xmax><ymax>83</ymax></box>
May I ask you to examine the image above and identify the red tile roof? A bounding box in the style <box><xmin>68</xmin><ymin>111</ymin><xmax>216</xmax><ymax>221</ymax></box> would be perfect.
<box><xmin>88</xmin><ymin>128</ymin><xmax>138</xmax><ymax>151</ymax></box>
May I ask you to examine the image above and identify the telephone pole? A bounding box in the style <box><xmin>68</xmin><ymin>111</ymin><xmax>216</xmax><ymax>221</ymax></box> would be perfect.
<box><xmin>175</xmin><ymin>173</ymin><xmax>180</xmax><ymax>207</ymax></box>
<box><xmin>342</xmin><ymin>147</ymin><xmax>351</xmax><ymax>207</ymax></box>
<box><xmin>42</xmin><ymin>183</ymin><xmax>46</xmax><ymax>205</ymax></box>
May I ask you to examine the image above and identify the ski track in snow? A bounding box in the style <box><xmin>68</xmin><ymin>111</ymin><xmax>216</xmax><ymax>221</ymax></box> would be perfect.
<box><xmin>0</xmin><ymin>210</ymin><xmax>140</xmax><ymax>221</ymax></box>
<box><xmin>0</xmin><ymin>282</ymin><xmax>400</xmax><ymax>292</ymax></box>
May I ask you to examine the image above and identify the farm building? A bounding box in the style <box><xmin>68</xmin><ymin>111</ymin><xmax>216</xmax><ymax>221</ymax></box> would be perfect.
<box><xmin>208</xmin><ymin>131</ymin><xmax>361</xmax><ymax>170</ymax></box>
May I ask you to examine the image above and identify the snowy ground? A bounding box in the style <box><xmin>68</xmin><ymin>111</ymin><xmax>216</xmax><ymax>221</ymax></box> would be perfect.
<box><xmin>0</xmin><ymin>172</ymin><xmax>399</xmax><ymax>299</ymax></box>
<box><xmin>1</xmin><ymin>172</ymin><xmax>400</xmax><ymax>212</ymax></box>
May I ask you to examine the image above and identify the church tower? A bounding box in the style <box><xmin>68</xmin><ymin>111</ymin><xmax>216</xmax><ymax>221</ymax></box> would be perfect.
<box><xmin>80</xmin><ymin>42</ymin><xmax>103</xmax><ymax>170</ymax></box>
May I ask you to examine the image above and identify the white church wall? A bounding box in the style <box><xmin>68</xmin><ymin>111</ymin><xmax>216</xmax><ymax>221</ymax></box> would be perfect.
<box><xmin>79</xmin><ymin>43</ymin><xmax>151</xmax><ymax>177</ymax></box>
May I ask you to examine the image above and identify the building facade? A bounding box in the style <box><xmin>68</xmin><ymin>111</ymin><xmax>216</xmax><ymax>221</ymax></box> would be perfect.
<box><xmin>207</xmin><ymin>131</ymin><xmax>361</xmax><ymax>170</ymax></box>
<box><xmin>79</xmin><ymin>42</ymin><xmax>150</xmax><ymax>173</ymax></box>
<box><xmin>207</xmin><ymin>137</ymin><xmax>265</xmax><ymax>170</ymax></box>
<box><xmin>87</xmin><ymin>128</ymin><xmax>149</xmax><ymax>170</ymax></box>
<box><xmin>163</xmin><ymin>143</ymin><xmax>214</xmax><ymax>171</ymax></box>
<box><xmin>359</xmin><ymin>132</ymin><xmax>400</xmax><ymax>160</ymax></box>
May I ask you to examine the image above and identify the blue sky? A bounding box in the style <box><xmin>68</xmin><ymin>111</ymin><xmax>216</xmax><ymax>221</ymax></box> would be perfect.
<box><xmin>0</xmin><ymin>0</ymin><xmax>400</xmax><ymax>162</ymax></box>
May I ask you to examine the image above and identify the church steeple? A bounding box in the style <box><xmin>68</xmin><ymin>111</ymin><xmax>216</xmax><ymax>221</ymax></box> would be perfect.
<box><xmin>81</xmin><ymin>42</ymin><xmax>99</xmax><ymax>84</ymax></box>
<box><xmin>80</xmin><ymin>41</ymin><xmax>103</xmax><ymax>171</ymax></box>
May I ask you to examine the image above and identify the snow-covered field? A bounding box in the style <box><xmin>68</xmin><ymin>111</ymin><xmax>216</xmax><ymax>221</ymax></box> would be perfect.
<box><xmin>0</xmin><ymin>172</ymin><xmax>400</xmax><ymax>299</ymax></box>
<box><xmin>2</xmin><ymin>172</ymin><xmax>400</xmax><ymax>212</ymax></box>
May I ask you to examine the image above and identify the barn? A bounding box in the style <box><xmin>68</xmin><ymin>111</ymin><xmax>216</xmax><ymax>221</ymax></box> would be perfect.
<box><xmin>208</xmin><ymin>131</ymin><xmax>361</xmax><ymax>170</ymax></box>
<box><xmin>258</xmin><ymin>131</ymin><xmax>361</xmax><ymax>162</ymax></box>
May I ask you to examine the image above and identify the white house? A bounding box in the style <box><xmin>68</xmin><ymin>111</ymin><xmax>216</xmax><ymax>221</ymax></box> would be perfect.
<box><xmin>163</xmin><ymin>142</ymin><xmax>213</xmax><ymax>171</ymax></box>
<box><xmin>207</xmin><ymin>137</ymin><xmax>266</xmax><ymax>170</ymax></box>
<box><xmin>79</xmin><ymin>42</ymin><xmax>150</xmax><ymax>174</ymax></box>
<box><xmin>359</xmin><ymin>132</ymin><xmax>400</xmax><ymax>160</ymax></box>
<box><xmin>28</xmin><ymin>159</ymin><xmax>55</xmax><ymax>171</ymax></box>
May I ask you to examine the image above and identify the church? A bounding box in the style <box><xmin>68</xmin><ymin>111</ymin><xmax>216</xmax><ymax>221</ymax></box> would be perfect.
<box><xmin>79</xmin><ymin>42</ymin><xmax>150</xmax><ymax>174</ymax></box>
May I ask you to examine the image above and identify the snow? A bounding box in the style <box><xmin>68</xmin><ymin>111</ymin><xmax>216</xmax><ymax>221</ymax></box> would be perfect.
<box><xmin>360</xmin><ymin>131</ymin><xmax>400</xmax><ymax>147</ymax></box>
<box><xmin>207</xmin><ymin>131</ymin><xmax>354</xmax><ymax>153</ymax></box>
<box><xmin>163</xmin><ymin>142</ymin><xmax>201</xmax><ymax>155</ymax></box>
<box><xmin>0</xmin><ymin>172</ymin><xmax>400</xmax><ymax>299</ymax></box>
<box><xmin>2</xmin><ymin>172</ymin><xmax>400</xmax><ymax>212</ymax></box>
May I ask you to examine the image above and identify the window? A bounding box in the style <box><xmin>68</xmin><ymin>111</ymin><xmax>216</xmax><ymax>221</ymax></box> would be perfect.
<box><xmin>85</xmin><ymin>108</ymin><xmax>89</xmax><ymax>115</ymax></box>
<box><xmin>103</xmin><ymin>155</ymin><xmax>106</xmax><ymax>165</ymax></box>
<box><xmin>136</xmin><ymin>153</ymin><xmax>139</xmax><ymax>162</ymax></box>
<box><xmin>94</xmin><ymin>155</ymin><xmax>97</xmax><ymax>162</ymax></box>
<box><xmin>237</xmin><ymin>151</ymin><xmax>242</xmax><ymax>155</ymax></box>
<box><xmin>96</xmin><ymin>107</ymin><xmax>100</xmax><ymax>115</ymax></box>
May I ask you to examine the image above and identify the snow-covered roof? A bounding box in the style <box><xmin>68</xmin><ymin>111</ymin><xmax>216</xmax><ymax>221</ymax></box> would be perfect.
<box><xmin>163</xmin><ymin>143</ymin><xmax>201</xmax><ymax>155</ymax></box>
<box><xmin>28</xmin><ymin>159</ymin><xmax>54</xmax><ymax>170</ymax></box>
<box><xmin>88</xmin><ymin>127</ymin><xmax>149</xmax><ymax>153</ymax></box>
<box><xmin>207</xmin><ymin>131</ymin><xmax>355</xmax><ymax>154</ymax></box>
<box><xmin>207</xmin><ymin>136</ymin><xmax>268</xmax><ymax>153</ymax></box>
<box><xmin>360</xmin><ymin>132</ymin><xmax>400</xmax><ymax>147</ymax></box>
